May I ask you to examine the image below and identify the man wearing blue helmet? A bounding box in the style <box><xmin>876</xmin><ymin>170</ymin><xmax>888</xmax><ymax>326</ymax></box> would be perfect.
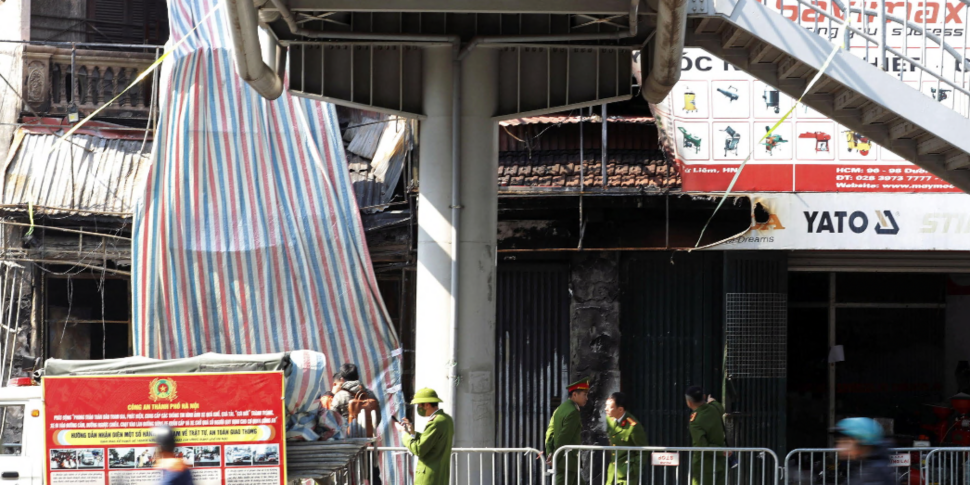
<box><xmin>152</xmin><ymin>426</ymin><xmax>194</xmax><ymax>485</ymax></box>
<box><xmin>831</xmin><ymin>418</ymin><xmax>893</xmax><ymax>485</ymax></box>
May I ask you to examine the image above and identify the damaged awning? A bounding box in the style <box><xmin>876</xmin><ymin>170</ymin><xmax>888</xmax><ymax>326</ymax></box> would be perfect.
<box><xmin>340</xmin><ymin>109</ymin><xmax>411</xmax><ymax>213</ymax></box>
<box><xmin>1</xmin><ymin>118</ymin><xmax>152</xmax><ymax>218</ymax></box>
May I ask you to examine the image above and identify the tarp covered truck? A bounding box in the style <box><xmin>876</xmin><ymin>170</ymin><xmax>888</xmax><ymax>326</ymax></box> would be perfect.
<box><xmin>0</xmin><ymin>352</ymin><xmax>373</xmax><ymax>485</ymax></box>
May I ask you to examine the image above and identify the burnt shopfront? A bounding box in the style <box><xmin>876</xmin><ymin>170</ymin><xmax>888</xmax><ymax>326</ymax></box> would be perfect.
<box><xmin>495</xmin><ymin>181</ymin><xmax>970</xmax><ymax>454</ymax></box>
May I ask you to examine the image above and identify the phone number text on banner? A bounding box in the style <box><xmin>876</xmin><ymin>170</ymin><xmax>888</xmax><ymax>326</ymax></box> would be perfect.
<box><xmin>44</xmin><ymin>372</ymin><xmax>285</xmax><ymax>485</ymax></box>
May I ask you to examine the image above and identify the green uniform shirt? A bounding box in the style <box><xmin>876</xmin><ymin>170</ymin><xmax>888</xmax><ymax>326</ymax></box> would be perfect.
<box><xmin>404</xmin><ymin>410</ymin><xmax>454</xmax><ymax>485</ymax></box>
<box><xmin>606</xmin><ymin>413</ymin><xmax>648</xmax><ymax>485</ymax></box>
<box><xmin>545</xmin><ymin>400</ymin><xmax>584</xmax><ymax>485</ymax></box>
<box><xmin>688</xmin><ymin>401</ymin><xmax>727</xmax><ymax>485</ymax></box>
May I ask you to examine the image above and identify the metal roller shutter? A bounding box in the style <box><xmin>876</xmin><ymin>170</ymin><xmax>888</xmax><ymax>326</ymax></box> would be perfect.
<box><xmin>788</xmin><ymin>251</ymin><xmax>970</xmax><ymax>272</ymax></box>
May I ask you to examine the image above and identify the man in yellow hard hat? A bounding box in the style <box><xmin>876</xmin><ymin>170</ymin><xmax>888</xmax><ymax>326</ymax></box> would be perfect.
<box><xmin>545</xmin><ymin>377</ymin><xmax>589</xmax><ymax>485</ymax></box>
<box><xmin>395</xmin><ymin>388</ymin><xmax>454</xmax><ymax>485</ymax></box>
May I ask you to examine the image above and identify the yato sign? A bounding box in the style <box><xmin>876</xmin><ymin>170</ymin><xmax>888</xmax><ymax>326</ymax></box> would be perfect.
<box><xmin>803</xmin><ymin>210</ymin><xmax>900</xmax><ymax>235</ymax></box>
<box><xmin>711</xmin><ymin>193</ymin><xmax>970</xmax><ymax>251</ymax></box>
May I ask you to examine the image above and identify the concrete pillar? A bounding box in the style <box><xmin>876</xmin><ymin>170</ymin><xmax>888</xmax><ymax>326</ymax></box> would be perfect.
<box><xmin>570</xmin><ymin>251</ymin><xmax>621</xmax><ymax>445</ymax></box>
<box><xmin>415</xmin><ymin>46</ymin><xmax>455</xmax><ymax>418</ymax></box>
<box><xmin>454</xmin><ymin>47</ymin><xmax>498</xmax><ymax>447</ymax></box>
<box><xmin>0</xmin><ymin>0</ymin><xmax>29</xmax><ymax>164</ymax></box>
<box><xmin>414</xmin><ymin>46</ymin><xmax>499</xmax><ymax>446</ymax></box>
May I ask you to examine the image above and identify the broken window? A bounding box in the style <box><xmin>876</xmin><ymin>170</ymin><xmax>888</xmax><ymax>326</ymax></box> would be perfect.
<box><xmin>46</xmin><ymin>268</ymin><xmax>130</xmax><ymax>360</ymax></box>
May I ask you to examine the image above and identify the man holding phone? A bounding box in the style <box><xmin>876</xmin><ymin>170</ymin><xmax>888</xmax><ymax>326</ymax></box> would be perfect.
<box><xmin>394</xmin><ymin>388</ymin><xmax>454</xmax><ymax>485</ymax></box>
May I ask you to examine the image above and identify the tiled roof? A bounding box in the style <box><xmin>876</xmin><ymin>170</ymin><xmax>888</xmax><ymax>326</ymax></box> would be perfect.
<box><xmin>499</xmin><ymin>115</ymin><xmax>655</xmax><ymax>126</ymax></box>
<box><xmin>498</xmin><ymin>118</ymin><xmax>681</xmax><ymax>191</ymax></box>
<box><xmin>499</xmin><ymin>149</ymin><xmax>679</xmax><ymax>189</ymax></box>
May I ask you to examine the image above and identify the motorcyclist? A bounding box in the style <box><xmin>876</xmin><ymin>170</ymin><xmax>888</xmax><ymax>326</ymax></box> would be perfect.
<box><xmin>831</xmin><ymin>418</ymin><xmax>894</xmax><ymax>485</ymax></box>
<box><xmin>152</xmin><ymin>426</ymin><xmax>195</xmax><ymax>485</ymax></box>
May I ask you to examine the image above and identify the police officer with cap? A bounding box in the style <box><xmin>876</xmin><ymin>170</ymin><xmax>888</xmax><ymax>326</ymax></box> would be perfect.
<box><xmin>685</xmin><ymin>386</ymin><xmax>725</xmax><ymax>485</ymax></box>
<box><xmin>152</xmin><ymin>426</ymin><xmax>194</xmax><ymax>485</ymax></box>
<box><xmin>832</xmin><ymin>418</ymin><xmax>893</xmax><ymax>485</ymax></box>
<box><xmin>395</xmin><ymin>388</ymin><xmax>454</xmax><ymax>485</ymax></box>
<box><xmin>545</xmin><ymin>377</ymin><xmax>589</xmax><ymax>485</ymax></box>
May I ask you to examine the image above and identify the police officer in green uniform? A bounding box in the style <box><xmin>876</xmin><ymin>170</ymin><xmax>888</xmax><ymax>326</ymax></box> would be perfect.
<box><xmin>395</xmin><ymin>388</ymin><xmax>454</xmax><ymax>485</ymax></box>
<box><xmin>605</xmin><ymin>392</ymin><xmax>648</xmax><ymax>485</ymax></box>
<box><xmin>685</xmin><ymin>386</ymin><xmax>726</xmax><ymax>485</ymax></box>
<box><xmin>545</xmin><ymin>378</ymin><xmax>589</xmax><ymax>485</ymax></box>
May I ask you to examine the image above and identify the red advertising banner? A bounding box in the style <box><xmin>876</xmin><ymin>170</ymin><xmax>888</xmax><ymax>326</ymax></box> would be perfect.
<box><xmin>44</xmin><ymin>373</ymin><xmax>285</xmax><ymax>485</ymax></box>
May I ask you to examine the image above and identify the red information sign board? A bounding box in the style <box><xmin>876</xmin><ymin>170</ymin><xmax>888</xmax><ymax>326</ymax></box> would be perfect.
<box><xmin>44</xmin><ymin>372</ymin><xmax>286</xmax><ymax>485</ymax></box>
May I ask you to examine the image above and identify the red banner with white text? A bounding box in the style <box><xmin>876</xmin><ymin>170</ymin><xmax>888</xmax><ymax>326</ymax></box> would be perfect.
<box><xmin>44</xmin><ymin>373</ymin><xmax>285</xmax><ymax>485</ymax></box>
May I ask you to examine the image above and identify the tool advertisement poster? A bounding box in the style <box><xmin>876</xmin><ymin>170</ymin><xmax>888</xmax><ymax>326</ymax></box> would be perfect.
<box><xmin>645</xmin><ymin>0</ymin><xmax>970</xmax><ymax>194</ymax></box>
<box><xmin>45</xmin><ymin>373</ymin><xmax>285</xmax><ymax>485</ymax></box>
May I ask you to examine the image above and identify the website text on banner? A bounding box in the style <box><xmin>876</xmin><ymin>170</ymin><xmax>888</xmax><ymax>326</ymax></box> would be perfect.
<box><xmin>644</xmin><ymin>0</ymin><xmax>970</xmax><ymax>194</ymax></box>
<box><xmin>45</xmin><ymin>373</ymin><xmax>285</xmax><ymax>485</ymax></box>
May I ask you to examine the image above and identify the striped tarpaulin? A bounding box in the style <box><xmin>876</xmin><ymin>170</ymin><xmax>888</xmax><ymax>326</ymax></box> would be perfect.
<box><xmin>131</xmin><ymin>0</ymin><xmax>407</xmax><ymax>478</ymax></box>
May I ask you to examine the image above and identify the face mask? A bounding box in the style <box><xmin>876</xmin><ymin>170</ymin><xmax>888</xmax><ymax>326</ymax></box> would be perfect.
<box><xmin>417</xmin><ymin>406</ymin><xmax>427</xmax><ymax>417</ymax></box>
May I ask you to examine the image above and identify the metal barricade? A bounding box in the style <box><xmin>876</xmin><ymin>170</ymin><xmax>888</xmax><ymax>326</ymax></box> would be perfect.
<box><xmin>450</xmin><ymin>448</ymin><xmax>545</xmax><ymax>485</ymax></box>
<box><xmin>923</xmin><ymin>447</ymin><xmax>970</xmax><ymax>485</ymax></box>
<box><xmin>329</xmin><ymin>446</ymin><xmax>544</xmax><ymax>485</ymax></box>
<box><xmin>785</xmin><ymin>448</ymin><xmax>934</xmax><ymax>485</ymax></box>
<box><xmin>551</xmin><ymin>446</ymin><xmax>779</xmax><ymax>485</ymax></box>
<box><xmin>329</xmin><ymin>446</ymin><xmax>409</xmax><ymax>485</ymax></box>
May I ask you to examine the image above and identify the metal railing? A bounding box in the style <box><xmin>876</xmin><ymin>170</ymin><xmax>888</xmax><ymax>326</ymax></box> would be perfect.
<box><xmin>551</xmin><ymin>446</ymin><xmax>780</xmax><ymax>485</ymax></box>
<box><xmin>320</xmin><ymin>444</ymin><xmax>970</xmax><ymax>485</ymax></box>
<box><xmin>330</xmin><ymin>446</ymin><xmax>544</xmax><ymax>485</ymax></box>
<box><xmin>449</xmin><ymin>448</ymin><xmax>545</xmax><ymax>485</ymax></box>
<box><xmin>13</xmin><ymin>40</ymin><xmax>163</xmax><ymax>121</ymax></box>
<box><xmin>923</xmin><ymin>447</ymin><xmax>970</xmax><ymax>485</ymax></box>
<box><xmin>785</xmin><ymin>448</ymin><xmax>931</xmax><ymax>485</ymax></box>
<box><xmin>760</xmin><ymin>0</ymin><xmax>970</xmax><ymax>118</ymax></box>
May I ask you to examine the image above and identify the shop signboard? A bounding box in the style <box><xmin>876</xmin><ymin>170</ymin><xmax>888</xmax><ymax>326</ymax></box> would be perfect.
<box><xmin>45</xmin><ymin>372</ymin><xmax>285</xmax><ymax>485</ymax></box>
<box><xmin>713</xmin><ymin>192</ymin><xmax>970</xmax><ymax>249</ymax></box>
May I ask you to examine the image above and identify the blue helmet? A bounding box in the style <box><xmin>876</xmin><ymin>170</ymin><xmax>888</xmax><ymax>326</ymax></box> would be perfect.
<box><xmin>832</xmin><ymin>417</ymin><xmax>884</xmax><ymax>446</ymax></box>
<box><xmin>152</xmin><ymin>425</ymin><xmax>177</xmax><ymax>453</ymax></box>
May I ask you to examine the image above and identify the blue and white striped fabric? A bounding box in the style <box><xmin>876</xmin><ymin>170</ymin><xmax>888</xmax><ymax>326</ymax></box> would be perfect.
<box><xmin>131</xmin><ymin>0</ymin><xmax>406</xmax><ymax>480</ymax></box>
<box><xmin>284</xmin><ymin>350</ymin><xmax>329</xmax><ymax>441</ymax></box>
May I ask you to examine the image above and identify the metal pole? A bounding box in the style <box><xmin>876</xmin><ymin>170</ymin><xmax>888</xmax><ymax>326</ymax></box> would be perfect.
<box><xmin>601</xmin><ymin>103</ymin><xmax>608</xmax><ymax>188</ymax></box>
<box><xmin>828</xmin><ymin>272</ymin><xmax>837</xmax><ymax>447</ymax></box>
<box><xmin>878</xmin><ymin>0</ymin><xmax>887</xmax><ymax>71</ymax></box>
<box><xmin>580</xmin><ymin>108</ymin><xmax>585</xmax><ymax>192</ymax></box>
<box><xmin>71</xmin><ymin>45</ymin><xmax>77</xmax><ymax>105</ymax></box>
<box><xmin>665</xmin><ymin>191</ymin><xmax>670</xmax><ymax>249</ymax></box>
<box><xmin>448</xmin><ymin>52</ymin><xmax>461</xmax><ymax>433</ymax></box>
<box><xmin>579</xmin><ymin>107</ymin><xmax>585</xmax><ymax>248</ymax></box>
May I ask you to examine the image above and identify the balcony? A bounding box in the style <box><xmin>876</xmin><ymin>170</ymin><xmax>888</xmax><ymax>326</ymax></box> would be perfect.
<box><xmin>22</xmin><ymin>45</ymin><xmax>157</xmax><ymax>120</ymax></box>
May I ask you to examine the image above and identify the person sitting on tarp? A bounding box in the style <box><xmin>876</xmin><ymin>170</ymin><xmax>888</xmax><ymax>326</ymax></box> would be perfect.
<box><xmin>327</xmin><ymin>363</ymin><xmax>382</xmax><ymax>437</ymax></box>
